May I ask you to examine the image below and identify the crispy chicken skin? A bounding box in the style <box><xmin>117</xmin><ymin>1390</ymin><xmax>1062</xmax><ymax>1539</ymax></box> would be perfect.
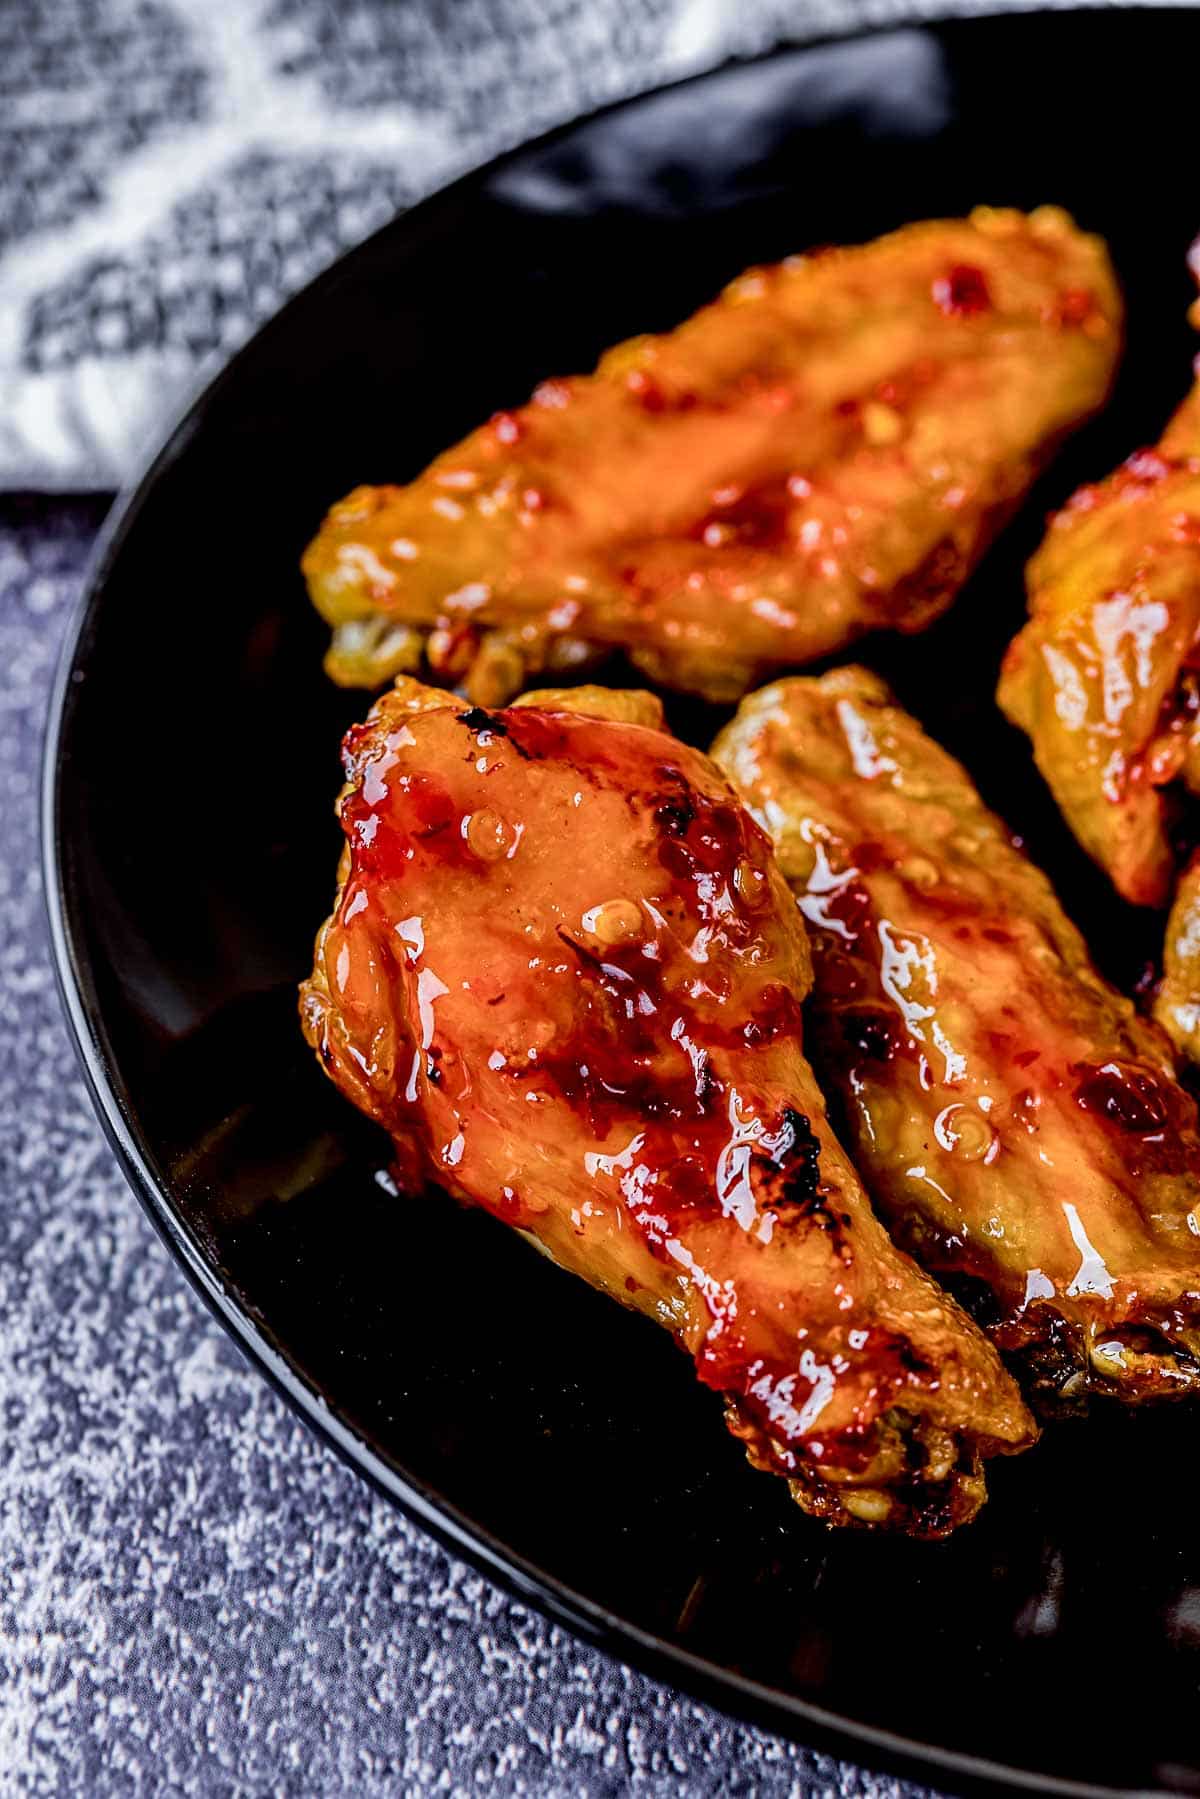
<box><xmin>997</xmin><ymin>375</ymin><xmax>1200</xmax><ymax>910</ymax></box>
<box><xmin>301</xmin><ymin>676</ymin><xmax>1034</xmax><ymax>1533</ymax></box>
<box><xmin>713</xmin><ymin>668</ymin><xmax>1200</xmax><ymax>1411</ymax></box>
<box><xmin>304</xmin><ymin>207</ymin><xmax>1120</xmax><ymax>706</ymax></box>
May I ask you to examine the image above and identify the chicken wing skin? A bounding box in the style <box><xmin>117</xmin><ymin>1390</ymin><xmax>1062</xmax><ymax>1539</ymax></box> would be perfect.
<box><xmin>997</xmin><ymin>376</ymin><xmax>1200</xmax><ymax>909</ymax></box>
<box><xmin>713</xmin><ymin>667</ymin><xmax>1200</xmax><ymax>1411</ymax></box>
<box><xmin>301</xmin><ymin>676</ymin><xmax>1034</xmax><ymax>1533</ymax></box>
<box><xmin>1156</xmin><ymin>851</ymin><xmax>1200</xmax><ymax>1062</ymax></box>
<box><xmin>304</xmin><ymin>207</ymin><xmax>1120</xmax><ymax>706</ymax></box>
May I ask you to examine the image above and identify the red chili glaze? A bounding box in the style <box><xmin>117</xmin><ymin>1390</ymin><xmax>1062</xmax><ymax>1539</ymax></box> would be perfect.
<box><xmin>1122</xmin><ymin>448</ymin><xmax>1173</xmax><ymax>485</ymax></box>
<box><xmin>342</xmin><ymin>770</ymin><xmax>477</xmax><ymax>877</ymax></box>
<box><xmin>1074</xmin><ymin>1062</ymin><xmax>1169</xmax><ymax>1133</ymax></box>
<box><xmin>1070</xmin><ymin>1061</ymin><xmax>1197</xmax><ymax>1179</ymax></box>
<box><xmin>688</xmin><ymin>480</ymin><xmax>795</xmax><ymax>552</ymax></box>
<box><xmin>802</xmin><ymin>824</ymin><xmax>1200</xmax><ymax>1187</ymax></box>
<box><xmin>333</xmin><ymin>700</ymin><xmax>821</xmax><ymax>1264</ymax></box>
<box><xmin>1171</xmin><ymin>510</ymin><xmax>1200</xmax><ymax>545</ymax></box>
<box><xmin>625</xmin><ymin>369</ymin><xmax>700</xmax><ymax>414</ymax></box>
<box><xmin>1054</xmin><ymin>287</ymin><xmax>1098</xmax><ymax>328</ymax></box>
<box><xmin>303</xmin><ymin>685</ymin><xmax>1036</xmax><ymax>1527</ymax></box>
<box><xmin>425</xmin><ymin>619</ymin><xmax>482</xmax><ymax>682</ymax></box>
<box><xmin>932</xmin><ymin>264</ymin><xmax>991</xmax><ymax>317</ymax></box>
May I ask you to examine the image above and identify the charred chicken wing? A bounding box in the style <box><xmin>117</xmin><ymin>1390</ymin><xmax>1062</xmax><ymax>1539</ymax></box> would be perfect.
<box><xmin>301</xmin><ymin>677</ymin><xmax>1034</xmax><ymax>1533</ymax></box>
<box><xmin>998</xmin><ymin>375</ymin><xmax>1200</xmax><ymax>910</ymax></box>
<box><xmin>305</xmin><ymin>208</ymin><xmax>1120</xmax><ymax>706</ymax></box>
<box><xmin>714</xmin><ymin>667</ymin><xmax>1200</xmax><ymax>1410</ymax></box>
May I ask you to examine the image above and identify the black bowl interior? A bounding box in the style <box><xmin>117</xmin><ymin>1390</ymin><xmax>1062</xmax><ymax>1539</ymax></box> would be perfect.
<box><xmin>46</xmin><ymin>13</ymin><xmax>1200</xmax><ymax>1794</ymax></box>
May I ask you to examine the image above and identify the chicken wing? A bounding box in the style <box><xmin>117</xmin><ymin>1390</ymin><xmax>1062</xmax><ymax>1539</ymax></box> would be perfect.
<box><xmin>1156</xmin><ymin>851</ymin><xmax>1200</xmax><ymax>1062</ymax></box>
<box><xmin>301</xmin><ymin>676</ymin><xmax>1034</xmax><ymax>1533</ymax></box>
<box><xmin>997</xmin><ymin>374</ymin><xmax>1200</xmax><ymax>909</ymax></box>
<box><xmin>304</xmin><ymin>207</ymin><xmax>1120</xmax><ymax>706</ymax></box>
<box><xmin>713</xmin><ymin>667</ymin><xmax>1200</xmax><ymax>1410</ymax></box>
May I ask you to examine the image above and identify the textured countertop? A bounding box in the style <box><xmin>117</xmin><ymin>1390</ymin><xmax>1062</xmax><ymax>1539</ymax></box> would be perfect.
<box><xmin>1</xmin><ymin>499</ymin><xmax>943</xmax><ymax>1790</ymax></box>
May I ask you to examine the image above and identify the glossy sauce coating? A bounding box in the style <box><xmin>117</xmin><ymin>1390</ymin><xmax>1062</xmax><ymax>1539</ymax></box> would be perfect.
<box><xmin>714</xmin><ymin>668</ymin><xmax>1200</xmax><ymax>1409</ymax></box>
<box><xmin>301</xmin><ymin>677</ymin><xmax>1034</xmax><ymax>1533</ymax></box>
<box><xmin>1157</xmin><ymin>850</ymin><xmax>1200</xmax><ymax>1063</ymax></box>
<box><xmin>998</xmin><ymin>379</ymin><xmax>1200</xmax><ymax>910</ymax></box>
<box><xmin>304</xmin><ymin>208</ymin><xmax>1120</xmax><ymax>705</ymax></box>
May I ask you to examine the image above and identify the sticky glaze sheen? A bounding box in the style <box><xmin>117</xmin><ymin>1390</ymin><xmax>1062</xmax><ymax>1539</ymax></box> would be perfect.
<box><xmin>302</xmin><ymin>208</ymin><xmax>1120</xmax><ymax>707</ymax></box>
<box><xmin>998</xmin><ymin>377</ymin><xmax>1200</xmax><ymax>913</ymax></box>
<box><xmin>302</xmin><ymin>678</ymin><xmax>1033</xmax><ymax>1534</ymax></box>
<box><xmin>715</xmin><ymin>667</ymin><xmax>1200</xmax><ymax>1410</ymax></box>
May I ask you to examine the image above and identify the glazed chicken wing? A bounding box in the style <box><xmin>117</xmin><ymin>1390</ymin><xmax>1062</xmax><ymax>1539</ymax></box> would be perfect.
<box><xmin>714</xmin><ymin>668</ymin><xmax>1200</xmax><ymax>1410</ymax></box>
<box><xmin>304</xmin><ymin>207</ymin><xmax>1120</xmax><ymax>706</ymax></box>
<box><xmin>997</xmin><ymin>375</ymin><xmax>1200</xmax><ymax>909</ymax></box>
<box><xmin>1156</xmin><ymin>850</ymin><xmax>1200</xmax><ymax>1062</ymax></box>
<box><xmin>301</xmin><ymin>677</ymin><xmax>1034</xmax><ymax>1533</ymax></box>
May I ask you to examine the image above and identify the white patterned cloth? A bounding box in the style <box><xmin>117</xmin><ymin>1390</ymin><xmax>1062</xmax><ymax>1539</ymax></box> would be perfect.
<box><xmin>0</xmin><ymin>0</ymin><xmax>1141</xmax><ymax>491</ymax></box>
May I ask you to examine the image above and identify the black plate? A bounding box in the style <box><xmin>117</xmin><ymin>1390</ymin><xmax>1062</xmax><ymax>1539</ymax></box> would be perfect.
<box><xmin>44</xmin><ymin>12</ymin><xmax>1200</xmax><ymax>1793</ymax></box>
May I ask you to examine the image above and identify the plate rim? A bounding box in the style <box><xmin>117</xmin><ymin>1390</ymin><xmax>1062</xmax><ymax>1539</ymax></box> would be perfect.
<box><xmin>40</xmin><ymin>10</ymin><xmax>1181</xmax><ymax>1793</ymax></box>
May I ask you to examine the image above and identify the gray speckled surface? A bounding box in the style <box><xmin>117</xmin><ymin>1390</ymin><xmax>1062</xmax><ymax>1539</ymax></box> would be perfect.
<box><xmin>0</xmin><ymin>497</ymin><xmax>943</xmax><ymax>1792</ymax></box>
